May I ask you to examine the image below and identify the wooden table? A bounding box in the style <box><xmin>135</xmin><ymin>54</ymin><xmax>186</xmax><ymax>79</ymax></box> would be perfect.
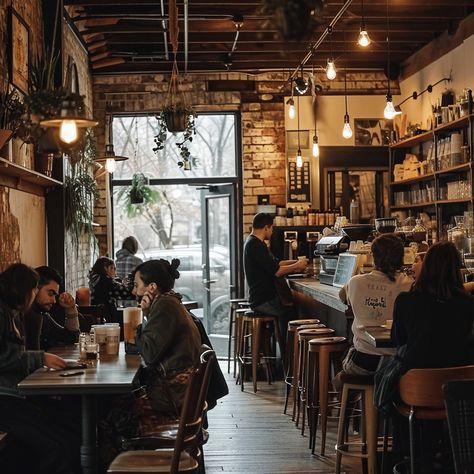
<box><xmin>364</xmin><ymin>326</ymin><xmax>394</xmax><ymax>348</ymax></box>
<box><xmin>18</xmin><ymin>343</ymin><xmax>141</xmax><ymax>474</ymax></box>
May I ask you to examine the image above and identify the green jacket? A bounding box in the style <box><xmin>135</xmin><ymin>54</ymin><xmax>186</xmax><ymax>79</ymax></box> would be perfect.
<box><xmin>0</xmin><ymin>301</ymin><xmax>44</xmax><ymax>397</ymax></box>
<box><xmin>136</xmin><ymin>291</ymin><xmax>201</xmax><ymax>375</ymax></box>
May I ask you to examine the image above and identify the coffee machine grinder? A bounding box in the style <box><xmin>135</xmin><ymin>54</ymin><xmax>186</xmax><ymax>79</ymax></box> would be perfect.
<box><xmin>306</xmin><ymin>232</ymin><xmax>320</xmax><ymax>262</ymax></box>
<box><xmin>283</xmin><ymin>231</ymin><xmax>298</xmax><ymax>260</ymax></box>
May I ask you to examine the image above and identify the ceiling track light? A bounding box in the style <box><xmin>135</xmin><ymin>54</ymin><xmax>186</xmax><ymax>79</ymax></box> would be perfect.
<box><xmin>357</xmin><ymin>0</ymin><xmax>371</xmax><ymax>47</ymax></box>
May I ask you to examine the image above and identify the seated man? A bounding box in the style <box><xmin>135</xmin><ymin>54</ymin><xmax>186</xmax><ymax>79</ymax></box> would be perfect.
<box><xmin>243</xmin><ymin>212</ymin><xmax>308</xmax><ymax>343</ymax></box>
<box><xmin>24</xmin><ymin>266</ymin><xmax>80</xmax><ymax>350</ymax></box>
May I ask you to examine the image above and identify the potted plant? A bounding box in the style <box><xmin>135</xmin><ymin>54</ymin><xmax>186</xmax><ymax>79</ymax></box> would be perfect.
<box><xmin>129</xmin><ymin>172</ymin><xmax>152</xmax><ymax>204</ymax></box>
<box><xmin>258</xmin><ymin>0</ymin><xmax>326</xmax><ymax>41</ymax></box>
<box><xmin>0</xmin><ymin>88</ymin><xmax>25</xmax><ymax>149</ymax></box>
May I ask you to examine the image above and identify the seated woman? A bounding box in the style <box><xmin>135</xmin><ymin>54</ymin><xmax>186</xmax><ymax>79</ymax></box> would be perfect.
<box><xmin>339</xmin><ymin>234</ymin><xmax>413</xmax><ymax>377</ymax></box>
<box><xmin>0</xmin><ymin>263</ymin><xmax>78</xmax><ymax>474</ymax></box>
<box><xmin>100</xmin><ymin>258</ymin><xmax>201</xmax><ymax>460</ymax></box>
<box><xmin>392</xmin><ymin>241</ymin><xmax>474</xmax><ymax>370</ymax></box>
<box><xmin>89</xmin><ymin>257</ymin><xmax>132</xmax><ymax>323</ymax></box>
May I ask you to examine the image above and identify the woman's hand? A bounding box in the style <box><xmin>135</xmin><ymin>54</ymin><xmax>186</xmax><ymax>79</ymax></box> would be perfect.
<box><xmin>43</xmin><ymin>353</ymin><xmax>67</xmax><ymax>370</ymax></box>
<box><xmin>140</xmin><ymin>290</ymin><xmax>157</xmax><ymax>312</ymax></box>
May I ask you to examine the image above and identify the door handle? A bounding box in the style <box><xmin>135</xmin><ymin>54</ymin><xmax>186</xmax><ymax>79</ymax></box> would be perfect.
<box><xmin>202</xmin><ymin>279</ymin><xmax>217</xmax><ymax>285</ymax></box>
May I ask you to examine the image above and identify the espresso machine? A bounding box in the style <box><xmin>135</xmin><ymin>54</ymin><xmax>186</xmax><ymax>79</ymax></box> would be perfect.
<box><xmin>306</xmin><ymin>231</ymin><xmax>320</xmax><ymax>263</ymax></box>
<box><xmin>283</xmin><ymin>231</ymin><xmax>298</xmax><ymax>260</ymax></box>
<box><xmin>315</xmin><ymin>235</ymin><xmax>347</xmax><ymax>285</ymax></box>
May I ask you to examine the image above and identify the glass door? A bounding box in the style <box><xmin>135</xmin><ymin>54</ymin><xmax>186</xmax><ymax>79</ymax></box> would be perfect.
<box><xmin>200</xmin><ymin>184</ymin><xmax>237</xmax><ymax>356</ymax></box>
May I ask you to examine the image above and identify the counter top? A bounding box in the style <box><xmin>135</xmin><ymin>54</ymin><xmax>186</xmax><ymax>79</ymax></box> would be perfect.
<box><xmin>288</xmin><ymin>278</ymin><xmax>348</xmax><ymax>313</ymax></box>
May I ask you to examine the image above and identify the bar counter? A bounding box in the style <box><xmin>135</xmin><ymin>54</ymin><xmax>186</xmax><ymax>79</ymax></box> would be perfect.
<box><xmin>289</xmin><ymin>278</ymin><xmax>351</xmax><ymax>338</ymax></box>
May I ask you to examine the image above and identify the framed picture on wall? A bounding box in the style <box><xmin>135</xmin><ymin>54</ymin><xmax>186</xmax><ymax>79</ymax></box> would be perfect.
<box><xmin>9</xmin><ymin>8</ymin><xmax>30</xmax><ymax>95</ymax></box>
<box><xmin>287</xmin><ymin>130</ymin><xmax>309</xmax><ymax>149</ymax></box>
<box><xmin>354</xmin><ymin>118</ymin><xmax>394</xmax><ymax>146</ymax></box>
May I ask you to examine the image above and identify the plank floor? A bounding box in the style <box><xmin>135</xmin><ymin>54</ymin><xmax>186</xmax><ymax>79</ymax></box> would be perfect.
<box><xmin>205</xmin><ymin>363</ymin><xmax>362</xmax><ymax>474</ymax></box>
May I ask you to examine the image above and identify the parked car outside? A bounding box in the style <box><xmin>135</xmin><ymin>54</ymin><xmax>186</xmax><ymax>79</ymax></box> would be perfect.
<box><xmin>138</xmin><ymin>245</ymin><xmax>230</xmax><ymax>334</ymax></box>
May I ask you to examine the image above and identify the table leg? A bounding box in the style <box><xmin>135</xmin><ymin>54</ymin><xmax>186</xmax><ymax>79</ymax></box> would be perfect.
<box><xmin>81</xmin><ymin>394</ymin><xmax>98</xmax><ymax>474</ymax></box>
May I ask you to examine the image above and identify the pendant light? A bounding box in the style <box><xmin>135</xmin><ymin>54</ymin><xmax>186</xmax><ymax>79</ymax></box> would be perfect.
<box><xmin>326</xmin><ymin>26</ymin><xmax>337</xmax><ymax>80</ymax></box>
<box><xmin>342</xmin><ymin>70</ymin><xmax>353</xmax><ymax>139</ymax></box>
<box><xmin>383</xmin><ymin>0</ymin><xmax>401</xmax><ymax>120</ymax></box>
<box><xmin>295</xmin><ymin>67</ymin><xmax>309</xmax><ymax>95</ymax></box>
<box><xmin>296</xmin><ymin>96</ymin><xmax>303</xmax><ymax>168</ymax></box>
<box><xmin>94</xmin><ymin>116</ymin><xmax>129</xmax><ymax>175</ymax></box>
<box><xmin>286</xmin><ymin>80</ymin><xmax>296</xmax><ymax>119</ymax></box>
<box><xmin>312</xmin><ymin>104</ymin><xmax>319</xmax><ymax>158</ymax></box>
<box><xmin>357</xmin><ymin>0</ymin><xmax>371</xmax><ymax>47</ymax></box>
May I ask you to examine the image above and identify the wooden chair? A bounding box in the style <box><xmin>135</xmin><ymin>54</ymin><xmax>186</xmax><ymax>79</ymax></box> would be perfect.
<box><xmin>443</xmin><ymin>379</ymin><xmax>474</xmax><ymax>474</ymax></box>
<box><xmin>182</xmin><ymin>301</ymin><xmax>199</xmax><ymax>311</ymax></box>
<box><xmin>395</xmin><ymin>365</ymin><xmax>474</xmax><ymax>474</ymax></box>
<box><xmin>77</xmin><ymin>304</ymin><xmax>105</xmax><ymax>332</ymax></box>
<box><xmin>108</xmin><ymin>347</ymin><xmax>216</xmax><ymax>474</ymax></box>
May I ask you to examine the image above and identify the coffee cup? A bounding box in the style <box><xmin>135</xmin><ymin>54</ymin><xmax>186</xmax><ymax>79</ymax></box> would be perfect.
<box><xmin>385</xmin><ymin>320</ymin><xmax>393</xmax><ymax>329</ymax></box>
<box><xmin>105</xmin><ymin>325</ymin><xmax>120</xmax><ymax>355</ymax></box>
<box><xmin>123</xmin><ymin>307</ymin><xmax>143</xmax><ymax>344</ymax></box>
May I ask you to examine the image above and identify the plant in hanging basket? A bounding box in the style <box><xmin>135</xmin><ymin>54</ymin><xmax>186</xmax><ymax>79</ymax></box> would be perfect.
<box><xmin>129</xmin><ymin>173</ymin><xmax>152</xmax><ymax>205</ymax></box>
<box><xmin>0</xmin><ymin>88</ymin><xmax>26</xmax><ymax>148</ymax></box>
<box><xmin>258</xmin><ymin>0</ymin><xmax>326</xmax><ymax>41</ymax></box>
<box><xmin>163</xmin><ymin>105</ymin><xmax>193</xmax><ymax>133</ymax></box>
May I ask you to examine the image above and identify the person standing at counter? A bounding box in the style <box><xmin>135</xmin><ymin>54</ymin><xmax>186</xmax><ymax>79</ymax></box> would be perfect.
<box><xmin>339</xmin><ymin>234</ymin><xmax>413</xmax><ymax>376</ymax></box>
<box><xmin>244</xmin><ymin>212</ymin><xmax>308</xmax><ymax>342</ymax></box>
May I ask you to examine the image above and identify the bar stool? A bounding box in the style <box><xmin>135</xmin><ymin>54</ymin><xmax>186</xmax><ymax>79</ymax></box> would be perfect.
<box><xmin>227</xmin><ymin>299</ymin><xmax>249</xmax><ymax>375</ymax></box>
<box><xmin>295</xmin><ymin>328</ymin><xmax>335</xmax><ymax>432</ymax></box>
<box><xmin>335</xmin><ymin>372</ymin><xmax>377</xmax><ymax>474</ymax></box>
<box><xmin>307</xmin><ymin>336</ymin><xmax>348</xmax><ymax>455</ymax></box>
<box><xmin>284</xmin><ymin>319</ymin><xmax>322</xmax><ymax>415</ymax></box>
<box><xmin>237</xmin><ymin>310</ymin><xmax>284</xmax><ymax>393</ymax></box>
<box><xmin>234</xmin><ymin>307</ymin><xmax>250</xmax><ymax>384</ymax></box>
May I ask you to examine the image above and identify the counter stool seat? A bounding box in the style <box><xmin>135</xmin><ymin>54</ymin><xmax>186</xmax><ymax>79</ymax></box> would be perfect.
<box><xmin>284</xmin><ymin>318</ymin><xmax>321</xmax><ymax>415</ymax></box>
<box><xmin>297</xmin><ymin>323</ymin><xmax>326</xmax><ymax>331</ymax></box>
<box><xmin>237</xmin><ymin>310</ymin><xmax>284</xmax><ymax>393</ymax></box>
<box><xmin>335</xmin><ymin>372</ymin><xmax>377</xmax><ymax>474</ymax></box>
<box><xmin>307</xmin><ymin>336</ymin><xmax>348</xmax><ymax>455</ymax></box>
<box><xmin>229</xmin><ymin>300</ymin><xmax>249</xmax><ymax>377</ymax></box>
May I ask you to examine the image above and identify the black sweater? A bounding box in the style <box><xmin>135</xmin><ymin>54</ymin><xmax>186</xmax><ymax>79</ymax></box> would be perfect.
<box><xmin>391</xmin><ymin>289</ymin><xmax>474</xmax><ymax>370</ymax></box>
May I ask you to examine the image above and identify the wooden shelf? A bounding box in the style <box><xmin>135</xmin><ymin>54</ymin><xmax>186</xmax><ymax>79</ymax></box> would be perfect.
<box><xmin>390</xmin><ymin>131</ymin><xmax>433</xmax><ymax>149</ymax></box>
<box><xmin>0</xmin><ymin>157</ymin><xmax>62</xmax><ymax>195</ymax></box>
<box><xmin>434</xmin><ymin>114</ymin><xmax>470</xmax><ymax>133</ymax></box>
<box><xmin>436</xmin><ymin>198</ymin><xmax>472</xmax><ymax>205</ymax></box>
<box><xmin>390</xmin><ymin>202</ymin><xmax>436</xmax><ymax>210</ymax></box>
<box><xmin>435</xmin><ymin>162</ymin><xmax>471</xmax><ymax>175</ymax></box>
<box><xmin>390</xmin><ymin>173</ymin><xmax>435</xmax><ymax>186</ymax></box>
<box><xmin>273</xmin><ymin>225</ymin><xmax>326</xmax><ymax>231</ymax></box>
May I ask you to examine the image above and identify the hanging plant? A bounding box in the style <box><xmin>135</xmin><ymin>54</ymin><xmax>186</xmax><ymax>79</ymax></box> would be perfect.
<box><xmin>0</xmin><ymin>88</ymin><xmax>26</xmax><ymax>148</ymax></box>
<box><xmin>258</xmin><ymin>0</ymin><xmax>326</xmax><ymax>41</ymax></box>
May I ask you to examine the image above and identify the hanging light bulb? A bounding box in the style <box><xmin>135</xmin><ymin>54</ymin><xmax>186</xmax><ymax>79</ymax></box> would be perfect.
<box><xmin>296</xmin><ymin>148</ymin><xmax>303</xmax><ymax>168</ymax></box>
<box><xmin>326</xmin><ymin>59</ymin><xmax>337</xmax><ymax>80</ymax></box>
<box><xmin>384</xmin><ymin>94</ymin><xmax>397</xmax><ymax>119</ymax></box>
<box><xmin>342</xmin><ymin>114</ymin><xmax>353</xmax><ymax>139</ymax></box>
<box><xmin>287</xmin><ymin>97</ymin><xmax>296</xmax><ymax>119</ymax></box>
<box><xmin>105</xmin><ymin>158</ymin><xmax>117</xmax><ymax>173</ymax></box>
<box><xmin>312</xmin><ymin>134</ymin><xmax>320</xmax><ymax>158</ymax></box>
<box><xmin>59</xmin><ymin>119</ymin><xmax>78</xmax><ymax>144</ymax></box>
<box><xmin>358</xmin><ymin>28</ymin><xmax>371</xmax><ymax>47</ymax></box>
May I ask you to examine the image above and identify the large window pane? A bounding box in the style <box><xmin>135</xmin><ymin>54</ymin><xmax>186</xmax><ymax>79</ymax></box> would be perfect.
<box><xmin>112</xmin><ymin>114</ymin><xmax>236</xmax><ymax>179</ymax></box>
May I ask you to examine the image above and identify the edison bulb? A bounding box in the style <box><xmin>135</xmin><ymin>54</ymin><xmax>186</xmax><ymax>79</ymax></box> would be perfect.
<box><xmin>312</xmin><ymin>136</ymin><xmax>320</xmax><ymax>158</ymax></box>
<box><xmin>105</xmin><ymin>158</ymin><xmax>116</xmax><ymax>173</ymax></box>
<box><xmin>342</xmin><ymin>115</ymin><xmax>353</xmax><ymax>139</ymax></box>
<box><xmin>326</xmin><ymin>59</ymin><xmax>337</xmax><ymax>80</ymax></box>
<box><xmin>384</xmin><ymin>99</ymin><xmax>397</xmax><ymax>120</ymax></box>
<box><xmin>358</xmin><ymin>29</ymin><xmax>371</xmax><ymax>47</ymax></box>
<box><xmin>59</xmin><ymin>120</ymin><xmax>78</xmax><ymax>144</ymax></box>
<box><xmin>288</xmin><ymin>99</ymin><xmax>296</xmax><ymax>120</ymax></box>
<box><xmin>296</xmin><ymin>150</ymin><xmax>303</xmax><ymax>168</ymax></box>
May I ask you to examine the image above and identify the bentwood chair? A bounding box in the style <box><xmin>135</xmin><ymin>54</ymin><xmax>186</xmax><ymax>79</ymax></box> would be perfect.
<box><xmin>394</xmin><ymin>365</ymin><xmax>474</xmax><ymax>474</ymax></box>
<box><xmin>108</xmin><ymin>347</ymin><xmax>216</xmax><ymax>474</ymax></box>
<box><xmin>77</xmin><ymin>304</ymin><xmax>105</xmax><ymax>332</ymax></box>
<box><xmin>443</xmin><ymin>379</ymin><xmax>474</xmax><ymax>474</ymax></box>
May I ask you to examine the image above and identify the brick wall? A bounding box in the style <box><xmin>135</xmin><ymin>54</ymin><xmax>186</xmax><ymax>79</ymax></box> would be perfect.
<box><xmin>92</xmin><ymin>71</ymin><xmax>288</xmax><ymax>253</ymax></box>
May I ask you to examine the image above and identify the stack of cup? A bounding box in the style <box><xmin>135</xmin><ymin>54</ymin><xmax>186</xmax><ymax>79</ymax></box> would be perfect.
<box><xmin>91</xmin><ymin>325</ymin><xmax>108</xmax><ymax>354</ymax></box>
<box><xmin>104</xmin><ymin>323</ymin><xmax>120</xmax><ymax>355</ymax></box>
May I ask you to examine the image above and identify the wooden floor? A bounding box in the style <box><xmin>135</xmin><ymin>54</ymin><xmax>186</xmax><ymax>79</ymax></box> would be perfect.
<box><xmin>205</xmin><ymin>363</ymin><xmax>361</xmax><ymax>474</ymax></box>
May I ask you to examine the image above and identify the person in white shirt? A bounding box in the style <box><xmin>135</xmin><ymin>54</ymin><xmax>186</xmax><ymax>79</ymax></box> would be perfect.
<box><xmin>339</xmin><ymin>234</ymin><xmax>413</xmax><ymax>376</ymax></box>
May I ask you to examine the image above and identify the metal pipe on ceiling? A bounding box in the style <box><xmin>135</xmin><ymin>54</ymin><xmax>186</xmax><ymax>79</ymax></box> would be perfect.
<box><xmin>184</xmin><ymin>0</ymin><xmax>189</xmax><ymax>72</ymax></box>
<box><xmin>288</xmin><ymin>0</ymin><xmax>354</xmax><ymax>83</ymax></box>
<box><xmin>161</xmin><ymin>0</ymin><xmax>169</xmax><ymax>61</ymax></box>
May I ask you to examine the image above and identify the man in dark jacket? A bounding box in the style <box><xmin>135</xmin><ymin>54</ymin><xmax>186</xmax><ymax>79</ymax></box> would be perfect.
<box><xmin>24</xmin><ymin>266</ymin><xmax>80</xmax><ymax>350</ymax></box>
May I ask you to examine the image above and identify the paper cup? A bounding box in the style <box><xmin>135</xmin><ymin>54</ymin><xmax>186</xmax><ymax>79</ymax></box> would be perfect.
<box><xmin>105</xmin><ymin>325</ymin><xmax>120</xmax><ymax>355</ymax></box>
<box><xmin>123</xmin><ymin>307</ymin><xmax>142</xmax><ymax>344</ymax></box>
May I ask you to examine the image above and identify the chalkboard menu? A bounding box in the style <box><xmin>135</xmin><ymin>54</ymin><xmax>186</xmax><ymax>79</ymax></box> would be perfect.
<box><xmin>287</xmin><ymin>161</ymin><xmax>311</xmax><ymax>203</ymax></box>
<box><xmin>333</xmin><ymin>253</ymin><xmax>359</xmax><ymax>288</ymax></box>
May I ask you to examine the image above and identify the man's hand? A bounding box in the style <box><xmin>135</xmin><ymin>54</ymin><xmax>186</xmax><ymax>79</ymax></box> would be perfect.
<box><xmin>140</xmin><ymin>289</ymin><xmax>157</xmax><ymax>312</ymax></box>
<box><xmin>44</xmin><ymin>353</ymin><xmax>67</xmax><ymax>370</ymax></box>
<box><xmin>295</xmin><ymin>257</ymin><xmax>309</xmax><ymax>271</ymax></box>
<box><xmin>58</xmin><ymin>292</ymin><xmax>76</xmax><ymax>309</ymax></box>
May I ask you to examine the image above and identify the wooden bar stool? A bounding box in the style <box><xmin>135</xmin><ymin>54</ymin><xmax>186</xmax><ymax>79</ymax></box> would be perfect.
<box><xmin>227</xmin><ymin>299</ymin><xmax>249</xmax><ymax>375</ymax></box>
<box><xmin>295</xmin><ymin>328</ymin><xmax>335</xmax><ymax>431</ymax></box>
<box><xmin>284</xmin><ymin>319</ymin><xmax>321</xmax><ymax>415</ymax></box>
<box><xmin>307</xmin><ymin>336</ymin><xmax>347</xmax><ymax>456</ymax></box>
<box><xmin>234</xmin><ymin>307</ymin><xmax>250</xmax><ymax>384</ymax></box>
<box><xmin>335</xmin><ymin>372</ymin><xmax>377</xmax><ymax>474</ymax></box>
<box><xmin>237</xmin><ymin>310</ymin><xmax>284</xmax><ymax>393</ymax></box>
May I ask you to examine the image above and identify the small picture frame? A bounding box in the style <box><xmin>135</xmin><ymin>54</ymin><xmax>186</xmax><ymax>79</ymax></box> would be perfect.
<box><xmin>354</xmin><ymin>118</ymin><xmax>394</xmax><ymax>146</ymax></box>
<box><xmin>287</xmin><ymin>130</ymin><xmax>309</xmax><ymax>150</ymax></box>
<box><xmin>9</xmin><ymin>8</ymin><xmax>30</xmax><ymax>95</ymax></box>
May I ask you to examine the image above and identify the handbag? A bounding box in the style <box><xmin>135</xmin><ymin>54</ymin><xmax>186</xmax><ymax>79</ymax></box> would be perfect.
<box><xmin>374</xmin><ymin>345</ymin><xmax>407</xmax><ymax>414</ymax></box>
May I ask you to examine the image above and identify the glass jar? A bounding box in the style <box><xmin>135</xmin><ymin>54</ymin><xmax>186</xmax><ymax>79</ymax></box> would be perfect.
<box><xmin>448</xmin><ymin>216</ymin><xmax>470</xmax><ymax>258</ymax></box>
<box><xmin>412</xmin><ymin>218</ymin><xmax>427</xmax><ymax>242</ymax></box>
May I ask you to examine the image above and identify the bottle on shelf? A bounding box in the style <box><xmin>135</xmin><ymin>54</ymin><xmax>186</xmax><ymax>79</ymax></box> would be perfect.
<box><xmin>350</xmin><ymin>199</ymin><xmax>360</xmax><ymax>224</ymax></box>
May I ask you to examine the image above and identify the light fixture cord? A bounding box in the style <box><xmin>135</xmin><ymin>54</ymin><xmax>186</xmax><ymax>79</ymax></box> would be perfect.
<box><xmin>386</xmin><ymin>0</ymin><xmax>391</xmax><ymax>96</ymax></box>
<box><xmin>361</xmin><ymin>0</ymin><xmax>365</xmax><ymax>25</ymax></box>
<box><xmin>297</xmin><ymin>95</ymin><xmax>301</xmax><ymax>150</ymax></box>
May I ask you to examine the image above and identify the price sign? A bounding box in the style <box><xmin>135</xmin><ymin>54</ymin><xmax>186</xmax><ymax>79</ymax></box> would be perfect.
<box><xmin>287</xmin><ymin>161</ymin><xmax>311</xmax><ymax>203</ymax></box>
